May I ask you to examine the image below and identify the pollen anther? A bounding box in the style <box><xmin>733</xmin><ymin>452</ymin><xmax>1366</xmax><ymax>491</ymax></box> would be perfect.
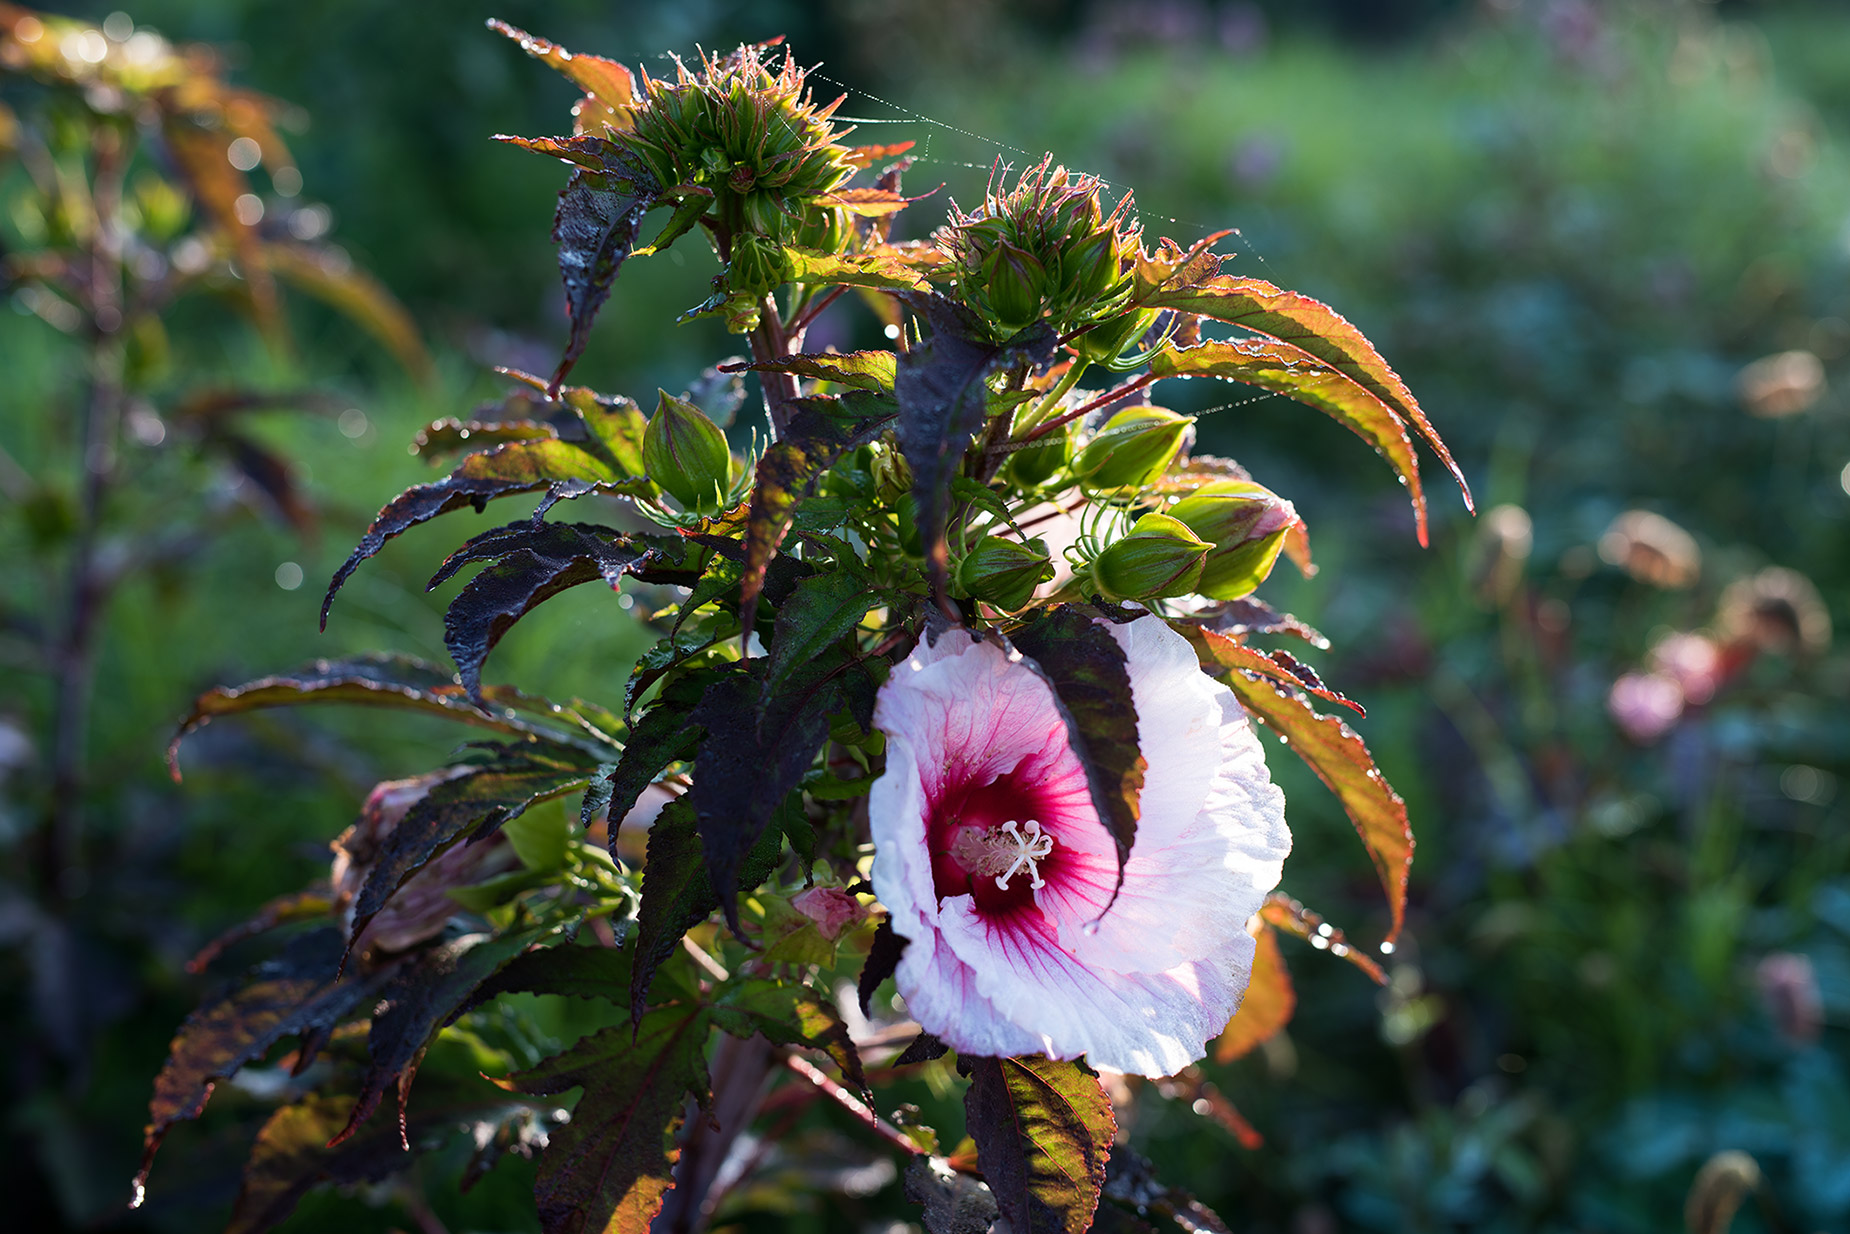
<box><xmin>993</xmin><ymin>819</ymin><xmax>1054</xmax><ymax>891</ymax></box>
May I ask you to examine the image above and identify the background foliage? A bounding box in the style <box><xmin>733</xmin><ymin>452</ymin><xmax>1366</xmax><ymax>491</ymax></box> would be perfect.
<box><xmin>4</xmin><ymin>0</ymin><xmax>1849</xmax><ymax>1230</ymax></box>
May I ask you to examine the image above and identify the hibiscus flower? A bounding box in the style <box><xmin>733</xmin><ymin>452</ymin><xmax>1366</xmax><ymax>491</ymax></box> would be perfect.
<box><xmin>869</xmin><ymin>613</ymin><xmax>1291</xmax><ymax>1077</ymax></box>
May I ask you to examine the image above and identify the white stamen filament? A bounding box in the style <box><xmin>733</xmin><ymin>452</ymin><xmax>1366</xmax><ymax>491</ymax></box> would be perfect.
<box><xmin>993</xmin><ymin>819</ymin><xmax>1053</xmax><ymax>891</ymax></box>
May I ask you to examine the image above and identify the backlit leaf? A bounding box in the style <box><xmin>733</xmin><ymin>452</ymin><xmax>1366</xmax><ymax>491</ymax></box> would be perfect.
<box><xmin>843</xmin><ymin>141</ymin><xmax>917</xmax><ymax>169</ymax></box>
<box><xmin>1143</xmin><ymin>279</ymin><xmax>1472</xmax><ymax>544</ymax></box>
<box><xmin>489</xmin><ymin>20</ymin><xmax>637</xmax><ymax>137</ymax></box>
<box><xmin>133</xmin><ymin>929</ymin><xmax>389</xmax><ymax>1203</ymax></box>
<box><xmin>472</xmin><ymin>938</ymin><xmax>634</xmax><ymax>1008</ymax></box>
<box><xmin>1213</xmin><ymin>925</ymin><xmax>1294</xmax><ymax>1064</ymax></box>
<box><xmin>331</xmin><ymin>929</ymin><xmax>544</xmax><ymax>1149</ymax></box>
<box><xmin>742</xmin><ymin>349</ymin><xmax>898</xmax><ymax>393</ymax></box>
<box><xmin>896</xmin><ymin>295</ymin><xmax>1057</xmax><ymax>593</ymax></box>
<box><xmin>493</xmin><ymin>1007</ymin><xmax>712</xmax><ymax>1234</ymax></box>
<box><xmin>784</xmin><ymin>245</ymin><xmax>933</xmax><ymax>293</ymax></box>
<box><xmin>1186</xmin><ymin>624</ymin><xmax>1412</xmax><ymax>943</ymax></box>
<box><xmin>1182</xmin><ymin>625</ymin><xmax>1363</xmax><ymax>717</ymax></box>
<box><xmin>544</xmin><ymin>139</ymin><xmax>663</xmax><ymax>391</ymax></box>
<box><xmin>1009</xmin><ymin>609</ymin><xmax>1145</xmax><ymax>893</ymax></box>
<box><xmin>1260</xmin><ymin>893</ymin><xmax>1388</xmax><ymax>984</ymax></box>
<box><xmin>964</xmin><ymin>1055</ymin><xmax>1115</xmax><ymax>1234</ymax></box>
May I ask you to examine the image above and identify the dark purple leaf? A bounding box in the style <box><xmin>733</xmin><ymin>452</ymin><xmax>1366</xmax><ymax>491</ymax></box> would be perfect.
<box><xmin>857</xmin><ymin>915</ymin><xmax>907</xmax><ymax>1017</ymax></box>
<box><xmin>964</xmin><ymin>1055</ymin><xmax>1114</xmax><ymax>1234</ymax></box>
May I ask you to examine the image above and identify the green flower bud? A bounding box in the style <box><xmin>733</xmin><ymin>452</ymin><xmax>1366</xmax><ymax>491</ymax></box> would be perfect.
<box><xmin>1167</xmin><ymin>480</ymin><xmax>1297</xmax><ymax>600</ymax></box>
<box><xmin>1073</xmin><ymin>307</ymin><xmax>1159</xmax><ymax>369</ymax></box>
<box><xmin>791</xmin><ymin>203</ymin><xmax>851</xmax><ymax>253</ymax></box>
<box><xmin>895</xmin><ymin>496</ymin><xmax>924</xmax><ymax>559</ymax></box>
<box><xmin>981</xmin><ymin>240</ymin><xmax>1048</xmax><ymax>332</ymax></box>
<box><xmin>868</xmin><ymin>441</ymin><xmax>913</xmax><ymax>504</ymax></box>
<box><xmin>954</xmin><ymin>536</ymin><xmax>1055</xmax><ymax>610</ymax></box>
<box><xmin>644</xmin><ymin>390</ymin><xmax>733</xmax><ymax>512</ymax></box>
<box><xmin>1062</xmin><ymin>230</ymin><xmax>1121</xmax><ymax>307</ymax></box>
<box><xmin>1005</xmin><ymin>399</ymin><xmax>1076</xmax><ymax>488</ymax></box>
<box><xmin>727</xmin><ymin>231</ymin><xmax>789</xmax><ymax>298</ymax></box>
<box><xmin>1074</xmin><ymin>406</ymin><xmax>1193</xmax><ymax>493</ymax></box>
<box><xmin>1090</xmin><ymin>512</ymin><xmax>1209</xmax><ymax>600</ymax></box>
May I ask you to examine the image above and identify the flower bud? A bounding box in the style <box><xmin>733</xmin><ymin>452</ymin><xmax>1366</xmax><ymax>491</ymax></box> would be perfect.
<box><xmin>1167</xmin><ymin>480</ymin><xmax>1297</xmax><ymax>600</ymax></box>
<box><xmin>1090</xmin><ymin>512</ymin><xmax>1209</xmax><ymax>600</ymax></box>
<box><xmin>791</xmin><ymin>203</ymin><xmax>851</xmax><ymax>253</ymax></box>
<box><xmin>727</xmin><ymin>230</ymin><xmax>789</xmax><ymax>298</ymax></box>
<box><xmin>1006</xmin><ymin>399</ymin><xmax>1076</xmax><ymax>488</ymax></box>
<box><xmin>982</xmin><ymin>240</ymin><xmax>1048</xmax><ymax>331</ymax></box>
<box><xmin>1062</xmin><ymin>230</ymin><xmax>1121</xmax><ymax>307</ymax></box>
<box><xmin>954</xmin><ymin>535</ymin><xmax>1055</xmax><ymax>610</ymax></box>
<box><xmin>645</xmin><ymin>390</ymin><xmax>733</xmax><ymax>512</ymax></box>
<box><xmin>868</xmin><ymin>441</ymin><xmax>912</xmax><ymax>503</ymax></box>
<box><xmin>1074</xmin><ymin>406</ymin><xmax>1193</xmax><ymax>493</ymax></box>
<box><xmin>1073</xmin><ymin>307</ymin><xmax>1158</xmax><ymax>369</ymax></box>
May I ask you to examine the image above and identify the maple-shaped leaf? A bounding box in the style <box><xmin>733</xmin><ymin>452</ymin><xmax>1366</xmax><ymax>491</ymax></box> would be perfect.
<box><xmin>963</xmin><ymin>1055</ymin><xmax>1115</xmax><ymax>1234</ymax></box>
<box><xmin>186</xmin><ymin>887</ymin><xmax>336</xmax><ymax>974</ymax></box>
<box><xmin>1213</xmin><ymin>924</ymin><xmax>1295</xmax><ymax>1064</ymax></box>
<box><xmin>493</xmin><ymin>1006</ymin><xmax>712</xmax><ymax>1234</ymax></box>
<box><xmin>132</xmin><ymin>929</ymin><xmax>392</xmax><ymax>1204</ymax></box>
<box><xmin>1184</xmin><ymin>624</ymin><xmax>1413</xmax><ymax>944</ymax></box>
<box><xmin>1143</xmin><ymin>279</ymin><xmax>1472</xmax><ymax>545</ymax></box>
<box><xmin>739</xmin><ymin>391</ymin><xmax>896</xmax><ymax>635</ymax></box>
<box><xmin>344</xmin><ymin>744</ymin><xmax>601</xmax><ymax>954</ymax></box>
<box><xmin>427</xmin><ymin>520</ymin><xmax>685</xmax><ymax>697</ymax></box>
<box><xmin>896</xmin><ymin>295</ymin><xmax>1057</xmax><ymax>596</ymax></box>
<box><xmin>1010</xmin><ymin>607</ymin><xmax>1145</xmax><ymax>899</ymax></box>
<box><xmin>320</xmin><ymin>386</ymin><xmax>653</xmax><ymax>628</ymax></box>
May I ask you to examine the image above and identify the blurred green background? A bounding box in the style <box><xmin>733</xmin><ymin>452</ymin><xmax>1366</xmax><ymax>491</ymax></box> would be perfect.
<box><xmin>5</xmin><ymin>0</ymin><xmax>1850</xmax><ymax>1230</ymax></box>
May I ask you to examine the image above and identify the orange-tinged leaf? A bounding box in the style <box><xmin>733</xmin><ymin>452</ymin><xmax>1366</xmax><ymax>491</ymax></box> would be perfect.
<box><xmin>1215</xmin><ymin>925</ymin><xmax>1294</xmax><ymax>1063</ymax></box>
<box><xmin>162</xmin><ymin>121</ymin><xmax>277</xmax><ymax>332</ymax></box>
<box><xmin>487</xmin><ymin>20</ymin><xmax>637</xmax><ymax>135</ymax></box>
<box><xmin>842</xmin><ymin>140</ymin><xmax>915</xmax><ymax>168</ymax></box>
<box><xmin>1151</xmin><ymin>338</ymin><xmax>1428</xmax><ymax>544</ymax></box>
<box><xmin>823</xmin><ymin>187</ymin><xmax>911</xmax><ymax>217</ymax></box>
<box><xmin>1146</xmin><ymin>277</ymin><xmax>1473</xmax><ymax>542</ymax></box>
<box><xmin>740</xmin><ymin>349</ymin><xmax>896</xmax><ymax>393</ymax></box>
<box><xmin>1185</xmin><ymin>624</ymin><xmax>1413</xmax><ymax>944</ymax></box>
<box><xmin>783</xmin><ymin>245</ymin><xmax>932</xmax><ymax>293</ymax></box>
<box><xmin>964</xmin><ymin>1055</ymin><xmax>1115</xmax><ymax>1234</ymax></box>
<box><xmin>1260</xmin><ymin>893</ymin><xmax>1388</xmax><ymax>984</ymax></box>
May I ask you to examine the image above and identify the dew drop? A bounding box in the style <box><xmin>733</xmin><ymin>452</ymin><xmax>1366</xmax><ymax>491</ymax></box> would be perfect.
<box><xmin>1081</xmin><ymin>920</ymin><xmax>1101</xmax><ymax>937</ymax></box>
<box><xmin>1379</xmin><ymin>940</ymin><xmax>1396</xmax><ymax>955</ymax></box>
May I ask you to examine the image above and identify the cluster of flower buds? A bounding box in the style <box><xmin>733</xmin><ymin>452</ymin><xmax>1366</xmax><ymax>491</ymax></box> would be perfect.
<box><xmin>941</xmin><ymin>159</ymin><xmax>1150</xmax><ymax>356</ymax></box>
<box><xmin>621</xmin><ymin>43</ymin><xmax>857</xmax><ymax>242</ymax></box>
<box><xmin>642</xmin><ymin>390</ymin><xmax>741</xmax><ymax>515</ymax></box>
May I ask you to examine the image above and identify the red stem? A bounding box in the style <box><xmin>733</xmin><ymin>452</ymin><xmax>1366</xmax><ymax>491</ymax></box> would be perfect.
<box><xmin>1022</xmin><ymin>371</ymin><xmax>1158</xmax><ymax>442</ymax></box>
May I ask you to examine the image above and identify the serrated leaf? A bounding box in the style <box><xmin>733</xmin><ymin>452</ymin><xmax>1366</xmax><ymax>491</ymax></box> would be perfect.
<box><xmin>1182</xmin><ymin>625</ymin><xmax>1363</xmax><ymax>717</ymax></box>
<box><xmin>320</xmin><ymin>423</ymin><xmax>653</xmax><ymax>628</ymax></box>
<box><xmin>743</xmin><ymin>349</ymin><xmax>898</xmax><ymax>393</ymax></box>
<box><xmin>604</xmin><ymin>671</ymin><xmax>712</xmax><ymax>837</ymax></box>
<box><xmin>783</xmin><ymin>245</ymin><xmax>932</xmax><ymax>292</ymax></box>
<box><xmin>167</xmin><ymin>654</ymin><xmax>563</xmax><ymax>778</ymax></box>
<box><xmin>765</xmin><ymin>571</ymin><xmax>879</xmax><ymax>707</ymax></box>
<box><xmin>740</xmin><ymin>392</ymin><xmax>896</xmax><ymax>635</ymax></box>
<box><xmin>331</xmin><ymin>929</ymin><xmax>543</xmax><ymax>1149</ymax></box>
<box><xmin>489</xmin><ymin>20</ymin><xmax>637</xmax><ymax>137</ymax></box>
<box><xmin>541</xmin><ymin>138</ymin><xmax>663</xmax><ymax>391</ymax></box>
<box><xmin>212</xmin><ymin>429</ymin><xmax>316</xmax><ymax>535</ymax></box>
<box><xmin>1186</xmin><ymin>624</ymin><xmax>1412</xmax><ymax>943</ymax></box>
<box><xmin>822</xmin><ymin>187</ymin><xmax>912</xmax><ymax>217</ymax></box>
<box><xmin>1213</xmin><ymin>925</ymin><xmax>1294</xmax><ymax>1064</ymax></box>
<box><xmin>1143</xmin><ymin>280</ymin><xmax>1472</xmax><ymax>543</ymax></box>
<box><xmin>713</xmin><ymin>980</ymin><xmax>869</xmax><ymax>1100</ymax></box>
<box><xmin>964</xmin><ymin>1055</ymin><xmax>1115</xmax><ymax>1234</ymax></box>
<box><xmin>843</xmin><ymin>141</ymin><xmax>917</xmax><ymax>169</ymax></box>
<box><xmin>629</xmin><ymin>798</ymin><xmax>784</xmax><ymax>1023</ymax></box>
<box><xmin>493</xmin><ymin>1007</ymin><xmax>711</xmax><ymax>1234</ymax></box>
<box><xmin>134</xmin><ymin>929</ymin><xmax>390</xmax><ymax>1202</ymax></box>
<box><xmin>348</xmin><ymin>750</ymin><xmax>599</xmax><ymax>954</ymax></box>
<box><xmin>895</xmin><ymin>295</ymin><xmax>1057</xmax><ymax>593</ymax></box>
<box><xmin>1151</xmin><ymin>338</ymin><xmax>1430</xmax><ymax>545</ymax></box>
<box><xmin>227</xmin><ymin>1082</ymin><xmax>539</xmax><ymax>1234</ymax></box>
<box><xmin>473</xmin><ymin>939</ymin><xmax>634</xmax><ymax>1007</ymax></box>
<box><xmin>187</xmin><ymin>887</ymin><xmax>336</xmax><ymax>974</ymax></box>
<box><xmin>1009</xmin><ymin>608</ymin><xmax>1145</xmax><ymax>896</ymax></box>
<box><xmin>1188</xmin><ymin>598</ymin><xmax>1327</xmax><ymax>649</ymax></box>
<box><xmin>429</xmin><ymin>520</ymin><xmax>668</xmax><ymax>697</ymax></box>
<box><xmin>688</xmin><ymin>667</ymin><xmax>840</xmax><ymax>930</ymax></box>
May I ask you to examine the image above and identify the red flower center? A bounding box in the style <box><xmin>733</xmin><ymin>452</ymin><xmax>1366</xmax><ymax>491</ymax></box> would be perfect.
<box><xmin>927</xmin><ymin>766</ymin><xmax>1067</xmax><ymax>915</ymax></box>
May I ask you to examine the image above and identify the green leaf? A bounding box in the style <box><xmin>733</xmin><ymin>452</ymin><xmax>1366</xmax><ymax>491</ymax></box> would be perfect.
<box><xmin>495</xmin><ymin>1008</ymin><xmax>712</xmax><ymax>1234</ymax></box>
<box><xmin>739</xmin><ymin>392</ymin><xmax>896</xmax><ymax>635</ymax></box>
<box><xmin>783</xmin><ymin>244</ymin><xmax>933</xmax><ymax>292</ymax></box>
<box><xmin>1142</xmin><ymin>279</ymin><xmax>1473</xmax><ymax>544</ymax></box>
<box><xmin>963</xmin><ymin>1055</ymin><xmax>1115</xmax><ymax>1234</ymax></box>
<box><xmin>133</xmin><ymin>929</ymin><xmax>391</xmax><ymax>1204</ymax></box>
<box><xmin>1187</xmin><ymin>624</ymin><xmax>1413</xmax><ymax>945</ymax></box>
<box><xmin>713</xmin><ymin>979</ymin><xmax>869</xmax><ymax>1100</ymax></box>
<box><xmin>1009</xmin><ymin>608</ymin><xmax>1145</xmax><ymax>895</ymax></box>
<box><xmin>428</xmin><ymin>520</ymin><xmax>675</xmax><ymax>698</ymax></box>
<box><xmin>347</xmin><ymin>747</ymin><xmax>599</xmax><ymax>953</ymax></box>
<box><xmin>895</xmin><ymin>295</ymin><xmax>1057</xmax><ymax>593</ymax></box>
<box><xmin>1150</xmin><ymin>338</ymin><xmax>1432</xmax><ymax>545</ymax></box>
<box><xmin>503</xmin><ymin>798</ymin><xmax>572</xmax><ymax>871</ymax></box>
<box><xmin>472</xmin><ymin>938</ymin><xmax>635</xmax><ymax>1007</ymax></box>
<box><xmin>743</xmin><ymin>348</ymin><xmax>898</xmax><ymax>393</ymax></box>
<box><xmin>331</xmin><ymin>929</ymin><xmax>544</xmax><ymax>1149</ymax></box>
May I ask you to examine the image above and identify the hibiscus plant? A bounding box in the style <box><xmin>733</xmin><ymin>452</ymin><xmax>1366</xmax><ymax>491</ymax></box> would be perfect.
<box><xmin>139</xmin><ymin>26</ymin><xmax>1471</xmax><ymax>1234</ymax></box>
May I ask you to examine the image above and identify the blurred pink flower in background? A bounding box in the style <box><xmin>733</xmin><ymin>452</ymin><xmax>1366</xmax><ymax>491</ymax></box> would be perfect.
<box><xmin>870</xmin><ymin>614</ymin><xmax>1290</xmax><ymax>1077</ymax></box>
<box><xmin>1648</xmin><ymin>631</ymin><xmax>1723</xmax><ymax>706</ymax></box>
<box><xmin>791</xmin><ymin>887</ymin><xmax>869</xmax><ymax>941</ymax></box>
<box><xmin>1607</xmin><ymin>672</ymin><xmax>1685</xmax><ymax>744</ymax></box>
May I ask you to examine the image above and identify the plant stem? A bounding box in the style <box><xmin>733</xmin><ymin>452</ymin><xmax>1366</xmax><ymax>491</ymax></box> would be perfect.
<box><xmin>1023</xmin><ymin>370</ymin><xmax>1156</xmax><ymax>441</ymax></box>
<box><xmin>749</xmin><ymin>299</ymin><xmax>801</xmax><ymax>439</ymax></box>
